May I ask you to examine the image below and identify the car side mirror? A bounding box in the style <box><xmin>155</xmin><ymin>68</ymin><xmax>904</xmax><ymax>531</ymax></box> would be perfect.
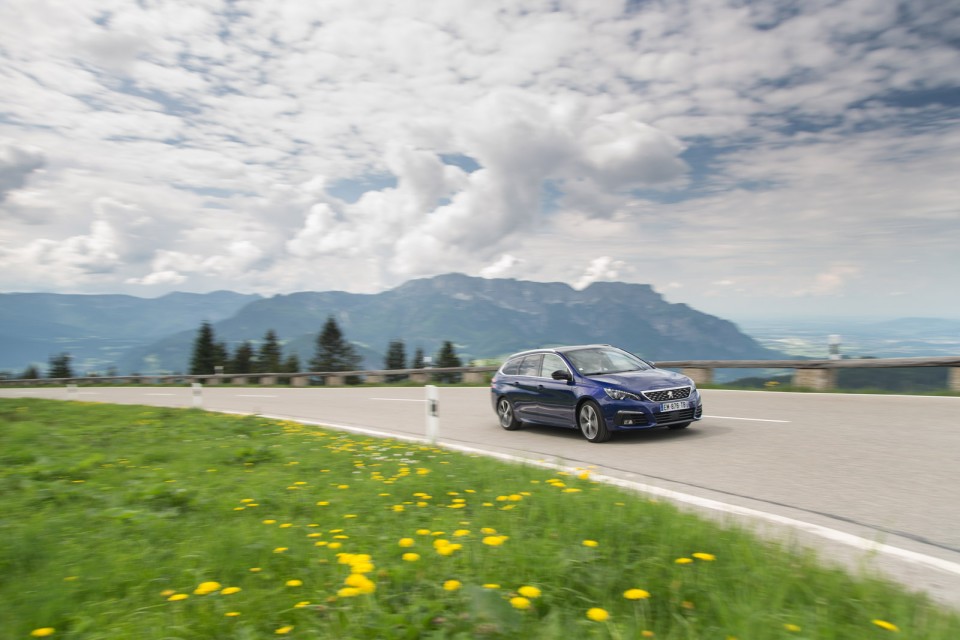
<box><xmin>551</xmin><ymin>369</ymin><xmax>572</xmax><ymax>381</ymax></box>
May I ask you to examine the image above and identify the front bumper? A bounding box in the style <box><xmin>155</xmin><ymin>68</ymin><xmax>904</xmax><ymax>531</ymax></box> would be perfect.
<box><xmin>607</xmin><ymin>394</ymin><xmax>703</xmax><ymax>430</ymax></box>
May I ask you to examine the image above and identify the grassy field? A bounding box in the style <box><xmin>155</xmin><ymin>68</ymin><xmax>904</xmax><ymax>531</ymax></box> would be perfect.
<box><xmin>1</xmin><ymin>399</ymin><xmax>958</xmax><ymax>639</ymax></box>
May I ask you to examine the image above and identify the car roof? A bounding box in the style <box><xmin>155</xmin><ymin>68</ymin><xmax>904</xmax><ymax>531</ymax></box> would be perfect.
<box><xmin>505</xmin><ymin>344</ymin><xmax>615</xmax><ymax>359</ymax></box>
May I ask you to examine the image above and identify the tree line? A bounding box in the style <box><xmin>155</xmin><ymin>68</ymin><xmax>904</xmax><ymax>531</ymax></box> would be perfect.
<box><xmin>189</xmin><ymin>315</ymin><xmax>463</xmax><ymax>383</ymax></box>
<box><xmin>1</xmin><ymin>316</ymin><xmax>463</xmax><ymax>382</ymax></box>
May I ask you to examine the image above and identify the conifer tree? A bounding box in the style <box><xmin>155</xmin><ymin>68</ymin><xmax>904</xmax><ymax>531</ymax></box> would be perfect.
<box><xmin>258</xmin><ymin>329</ymin><xmax>283</xmax><ymax>373</ymax></box>
<box><xmin>310</xmin><ymin>316</ymin><xmax>361</xmax><ymax>384</ymax></box>
<box><xmin>384</xmin><ymin>339</ymin><xmax>407</xmax><ymax>382</ymax></box>
<box><xmin>412</xmin><ymin>347</ymin><xmax>425</xmax><ymax>370</ymax></box>
<box><xmin>20</xmin><ymin>365</ymin><xmax>40</xmax><ymax>380</ymax></box>
<box><xmin>48</xmin><ymin>353</ymin><xmax>74</xmax><ymax>379</ymax></box>
<box><xmin>189</xmin><ymin>322</ymin><xmax>218</xmax><ymax>375</ymax></box>
<box><xmin>433</xmin><ymin>341</ymin><xmax>462</xmax><ymax>383</ymax></box>
<box><xmin>231</xmin><ymin>341</ymin><xmax>256</xmax><ymax>374</ymax></box>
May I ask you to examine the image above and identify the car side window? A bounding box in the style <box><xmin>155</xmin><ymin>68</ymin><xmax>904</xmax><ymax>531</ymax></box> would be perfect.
<box><xmin>501</xmin><ymin>358</ymin><xmax>521</xmax><ymax>375</ymax></box>
<box><xmin>518</xmin><ymin>355</ymin><xmax>542</xmax><ymax>376</ymax></box>
<box><xmin>540</xmin><ymin>353</ymin><xmax>568</xmax><ymax>378</ymax></box>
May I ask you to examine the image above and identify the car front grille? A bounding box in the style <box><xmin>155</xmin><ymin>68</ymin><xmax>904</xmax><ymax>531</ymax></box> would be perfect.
<box><xmin>643</xmin><ymin>386</ymin><xmax>692</xmax><ymax>402</ymax></box>
<box><xmin>654</xmin><ymin>408</ymin><xmax>696</xmax><ymax>425</ymax></box>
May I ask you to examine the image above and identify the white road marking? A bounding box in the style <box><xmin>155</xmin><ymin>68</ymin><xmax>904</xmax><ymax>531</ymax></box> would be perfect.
<box><xmin>254</xmin><ymin>413</ymin><xmax>960</xmax><ymax>580</ymax></box>
<box><xmin>706</xmin><ymin>415</ymin><xmax>790</xmax><ymax>423</ymax></box>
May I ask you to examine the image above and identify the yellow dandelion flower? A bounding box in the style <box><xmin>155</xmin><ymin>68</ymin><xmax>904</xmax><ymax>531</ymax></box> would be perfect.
<box><xmin>337</xmin><ymin>587</ymin><xmax>361</xmax><ymax>597</ymax></box>
<box><xmin>160</xmin><ymin>589</ymin><xmax>175</xmax><ymax>597</ymax></box>
<box><xmin>194</xmin><ymin>581</ymin><xmax>222</xmax><ymax>595</ymax></box>
<box><xmin>624</xmin><ymin>588</ymin><xmax>651</xmax><ymax>600</ymax></box>
<box><xmin>30</xmin><ymin>629</ymin><xmax>55</xmax><ymax>637</ymax></box>
<box><xmin>482</xmin><ymin>536</ymin><xmax>506</xmax><ymax>546</ymax></box>
<box><xmin>784</xmin><ymin>623</ymin><xmax>801</xmax><ymax>632</ymax></box>
<box><xmin>518</xmin><ymin>585</ymin><xmax>542</xmax><ymax>598</ymax></box>
<box><xmin>563</xmin><ymin>488</ymin><xmax>582</xmax><ymax>493</ymax></box>
<box><xmin>392</xmin><ymin>505</ymin><xmax>405</xmax><ymax>512</ymax></box>
<box><xmin>225</xmin><ymin>612</ymin><xmax>241</xmax><ymax>617</ymax></box>
<box><xmin>398</xmin><ymin>537</ymin><xmax>415</xmax><ymax>547</ymax></box>
<box><xmin>692</xmin><ymin>552</ymin><xmax>716</xmax><ymax>561</ymax></box>
<box><xmin>402</xmin><ymin>552</ymin><xmax>420</xmax><ymax>562</ymax></box>
<box><xmin>286</xmin><ymin>579</ymin><xmax>303</xmax><ymax>587</ymax></box>
<box><xmin>221</xmin><ymin>587</ymin><xmax>241</xmax><ymax>595</ymax></box>
<box><xmin>274</xmin><ymin>547</ymin><xmax>288</xmax><ymax>553</ymax></box>
<box><xmin>582</xmin><ymin>540</ymin><xmax>599</xmax><ymax>547</ymax></box>
<box><xmin>316</xmin><ymin>501</ymin><xmax>330</xmax><ymax>506</ymax></box>
<box><xmin>443</xmin><ymin>580</ymin><xmax>462</xmax><ymax>591</ymax></box>
<box><xmin>275</xmin><ymin>625</ymin><xmax>294</xmax><ymax>634</ymax></box>
<box><xmin>872</xmin><ymin>620</ymin><xmax>900</xmax><ymax>632</ymax></box>
<box><xmin>453</xmin><ymin>529</ymin><xmax>471</xmax><ymax>537</ymax></box>
<box><xmin>483</xmin><ymin>583</ymin><xmax>501</xmax><ymax>589</ymax></box>
<box><xmin>480</xmin><ymin>527</ymin><xmax>497</xmax><ymax>534</ymax></box>
<box><xmin>294</xmin><ymin>601</ymin><xmax>311</xmax><ymax>608</ymax></box>
<box><xmin>328</xmin><ymin>542</ymin><xmax>342</xmax><ymax>549</ymax></box>
<box><xmin>249</xmin><ymin>567</ymin><xmax>261</xmax><ymax>572</ymax></box>
<box><xmin>510</xmin><ymin>596</ymin><xmax>531</xmax><ymax>610</ymax></box>
<box><xmin>642</xmin><ymin>631</ymin><xmax>655</xmax><ymax>638</ymax></box>
<box><xmin>675</xmin><ymin>557</ymin><xmax>693</xmax><ymax>564</ymax></box>
<box><xmin>587</xmin><ymin>608</ymin><xmax>610</xmax><ymax>622</ymax></box>
<box><xmin>167</xmin><ymin>593</ymin><xmax>189</xmax><ymax>601</ymax></box>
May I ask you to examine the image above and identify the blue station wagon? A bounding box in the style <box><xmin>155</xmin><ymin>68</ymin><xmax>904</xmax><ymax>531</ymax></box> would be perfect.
<box><xmin>490</xmin><ymin>344</ymin><xmax>703</xmax><ymax>443</ymax></box>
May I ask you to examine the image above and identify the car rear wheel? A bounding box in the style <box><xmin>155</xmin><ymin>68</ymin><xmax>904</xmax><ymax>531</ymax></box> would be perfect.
<box><xmin>578</xmin><ymin>400</ymin><xmax>611</xmax><ymax>443</ymax></box>
<box><xmin>667</xmin><ymin>422</ymin><xmax>691</xmax><ymax>430</ymax></box>
<box><xmin>497</xmin><ymin>397</ymin><xmax>522</xmax><ymax>430</ymax></box>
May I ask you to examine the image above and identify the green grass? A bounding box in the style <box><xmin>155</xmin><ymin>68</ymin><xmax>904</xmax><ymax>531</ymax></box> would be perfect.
<box><xmin>1</xmin><ymin>399</ymin><xmax>958</xmax><ymax>639</ymax></box>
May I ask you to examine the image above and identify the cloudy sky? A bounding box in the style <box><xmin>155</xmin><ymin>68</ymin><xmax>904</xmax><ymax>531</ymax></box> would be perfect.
<box><xmin>1</xmin><ymin>0</ymin><xmax>958</xmax><ymax>320</ymax></box>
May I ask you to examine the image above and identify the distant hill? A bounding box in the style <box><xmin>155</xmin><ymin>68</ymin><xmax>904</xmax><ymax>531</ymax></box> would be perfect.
<box><xmin>0</xmin><ymin>291</ymin><xmax>260</xmax><ymax>374</ymax></box>
<box><xmin>0</xmin><ymin>275</ymin><xmax>783</xmax><ymax>376</ymax></box>
<box><xmin>117</xmin><ymin>274</ymin><xmax>781</xmax><ymax>374</ymax></box>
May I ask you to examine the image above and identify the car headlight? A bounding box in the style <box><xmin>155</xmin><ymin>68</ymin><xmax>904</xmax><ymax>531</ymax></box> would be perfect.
<box><xmin>604</xmin><ymin>388</ymin><xmax>642</xmax><ymax>401</ymax></box>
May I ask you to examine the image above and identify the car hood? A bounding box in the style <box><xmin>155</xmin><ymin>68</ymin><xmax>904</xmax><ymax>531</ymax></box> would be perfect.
<box><xmin>590</xmin><ymin>369</ymin><xmax>691</xmax><ymax>391</ymax></box>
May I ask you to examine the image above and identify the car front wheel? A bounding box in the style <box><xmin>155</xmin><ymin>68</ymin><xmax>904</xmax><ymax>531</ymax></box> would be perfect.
<box><xmin>578</xmin><ymin>400</ymin><xmax>611</xmax><ymax>443</ymax></box>
<box><xmin>497</xmin><ymin>397</ymin><xmax>522</xmax><ymax>430</ymax></box>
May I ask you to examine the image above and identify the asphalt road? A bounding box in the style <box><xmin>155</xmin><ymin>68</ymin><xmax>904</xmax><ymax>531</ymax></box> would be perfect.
<box><xmin>3</xmin><ymin>385</ymin><xmax>959</xmax><ymax>608</ymax></box>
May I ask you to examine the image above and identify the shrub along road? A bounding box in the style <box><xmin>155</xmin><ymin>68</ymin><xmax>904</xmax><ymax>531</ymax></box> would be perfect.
<box><xmin>3</xmin><ymin>385</ymin><xmax>959</xmax><ymax>609</ymax></box>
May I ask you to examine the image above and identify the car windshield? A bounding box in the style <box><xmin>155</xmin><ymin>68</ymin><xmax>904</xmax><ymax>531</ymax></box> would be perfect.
<box><xmin>563</xmin><ymin>347</ymin><xmax>652</xmax><ymax>376</ymax></box>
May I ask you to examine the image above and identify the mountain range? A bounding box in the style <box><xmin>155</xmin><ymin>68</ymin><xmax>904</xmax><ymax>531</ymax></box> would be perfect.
<box><xmin>0</xmin><ymin>274</ymin><xmax>781</xmax><ymax>376</ymax></box>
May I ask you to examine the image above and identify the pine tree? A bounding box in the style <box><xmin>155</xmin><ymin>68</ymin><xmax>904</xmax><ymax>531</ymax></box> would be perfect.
<box><xmin>384</xmin><ymin>339</ymin><xmax>407</xmax><ymax>382</ymax></box>
<box><xmin>20</xmin><ymin>365</ymin><xmax>40</xmax><ymax>380</ymax></box>
<box><xmin>47</xmin><ymin>353</ymin><xmax>74</xmax><ymax>379</ymax></box>
<box><xmin>433</xmin><ymin>341</ymin><xmax>462</xmax><ymax>383</ymax></box>
<box><xmin>231</xmin><ymin>341</ymin><xmax>256</xmax><ymax>374</ymax></box>
<box><xmin>282</xmin><ymin>354</ymin><xmax>301</xmax><ymax>374</ymax></box>
<box><xmin>310</xmin><ymin>316</ymin><xmax>362</xmax><ymax>384</ymax></box>
<box><xmin>258</xmin><ymin>329</ymin><xmax>283</xmax><ymax>373</ymax></box>
<box><xmin>189</xmin><ymin>322</ymin><xmax>218</xmax><ymax>375</ymax></box>
<box><xmin>412</xmin><ymin>347</ymin><xmax>425</xmax><ymax>370</ymax></box>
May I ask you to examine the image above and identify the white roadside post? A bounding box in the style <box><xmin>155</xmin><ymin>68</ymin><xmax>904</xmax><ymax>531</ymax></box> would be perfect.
<box><xmin>425</xmin><ymin>384</ymin><xmax>439</xmax><ymax>444</ymax></box>
<box><xmin>192</xmin><ymin>383</ymin><xmax>203</xmax><ymax>408</ymax></box>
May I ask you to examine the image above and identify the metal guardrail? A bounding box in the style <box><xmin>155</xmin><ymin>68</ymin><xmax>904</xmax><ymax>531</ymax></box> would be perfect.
<box><xmin>1</xmin><ymin>357</ymin><xmax>958</xmax><ymax>391</ymax></box>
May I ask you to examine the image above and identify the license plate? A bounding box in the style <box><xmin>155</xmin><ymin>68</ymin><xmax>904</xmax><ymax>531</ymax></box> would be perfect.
<box><xmin>660</xmin><ymin>401</ymin><xmax>690</xmax><ymax>412</ymax></box>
